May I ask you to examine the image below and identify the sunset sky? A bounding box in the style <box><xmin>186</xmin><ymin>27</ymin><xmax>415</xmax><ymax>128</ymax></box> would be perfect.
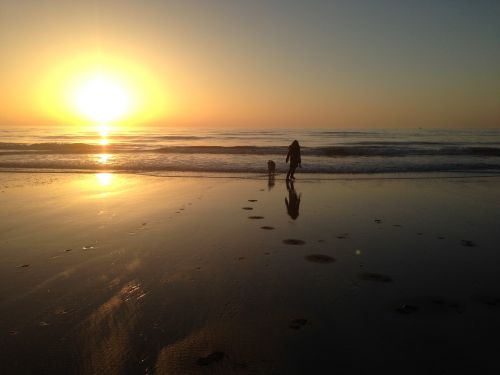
<box><xmin>1</xmin><ymin>0</ymin><xmax>499</xmax><ymax>129</ymax></box>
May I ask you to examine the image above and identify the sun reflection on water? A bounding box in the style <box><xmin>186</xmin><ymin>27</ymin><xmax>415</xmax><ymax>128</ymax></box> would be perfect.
<box><xmin>97</xmin><ymin>154</ymin><xmax>111</xmax><ymax>164</ymax></box>
<box><xmin>98</xmin><ymin>124</ymin><xmax>110</xmax><ymax>137</ymax></box>
<box><xmin>97</xmin><ymin>124</ymin><xmax>111</xmax><ymax>146</ymax></box>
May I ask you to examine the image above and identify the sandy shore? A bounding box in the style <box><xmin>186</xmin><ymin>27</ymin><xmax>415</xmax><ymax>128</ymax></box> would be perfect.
<box><xmin>1</xmin><ymin>172</ymin><xmax>500</xmax><ymax>374</ymax></box>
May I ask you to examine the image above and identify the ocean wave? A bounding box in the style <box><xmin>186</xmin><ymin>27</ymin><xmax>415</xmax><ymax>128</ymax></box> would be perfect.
<box><xmin>2</xmin><ymin>142</ymin><xmax>500</xmax><ymax>157</ymax></box>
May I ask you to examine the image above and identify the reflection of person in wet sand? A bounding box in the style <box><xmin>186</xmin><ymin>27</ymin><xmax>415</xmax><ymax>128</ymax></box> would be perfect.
<box><xmin>286</xmin><ymin>140</ymin><xmax>301</xmax><ymax>180</ymax></box>
<box><xmin>285</xmin><ymin>180</ymin><xmax>301</xmax><ymax>220</ymax></box>
<box><xmin>268</xmin><ymin>173</ymin><xmax>275</xmax><ymax>190</ymax></box>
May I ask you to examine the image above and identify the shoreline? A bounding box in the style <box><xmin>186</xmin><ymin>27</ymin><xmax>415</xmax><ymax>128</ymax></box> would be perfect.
<box><xmin>1</xmin><ymin>168</ymin><xmax>500</xmax><ymax>180</ymax></box>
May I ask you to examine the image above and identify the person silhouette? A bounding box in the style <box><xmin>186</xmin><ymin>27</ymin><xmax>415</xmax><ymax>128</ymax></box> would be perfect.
<box><xmin>286</xmin><ymin>140</ymin><xmax>301</xmax><ymax>180</ymax></box>
<box><xmin>285</xmin><ymin>179</ymin><xmax>301</xmax><ymax>220</ymax></box>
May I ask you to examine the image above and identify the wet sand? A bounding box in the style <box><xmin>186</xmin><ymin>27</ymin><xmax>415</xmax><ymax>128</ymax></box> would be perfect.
<box><xmin>1</xmin><ymin>172</ymin><xmax>500</xmax><ymax>374</ymax></box>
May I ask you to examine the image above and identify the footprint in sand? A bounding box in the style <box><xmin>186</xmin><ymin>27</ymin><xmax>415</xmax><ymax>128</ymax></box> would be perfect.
<box><xmin>305</xmin><ymin>254</ymin><xmax>336</xmax><ymax>264</ymax></box>
<box><xmin>461</xmin><ymin>239</ymin><xmax>477</xmax><ymax>247</ymax></box>
<box><xmin>283</xmin><ymin>239</ymin><xmax>305</xmax><ymax>245</ymax></box>
<box><xmin>396</xmin><ymin>297</ymin><xmax>465</xmax><ymax>316</ymax></box>
<box><xmin>261</xmin><ymin>226</ymin><xmax>274</xmax><ymax>230</ymax></box>
<box><xmin>289</xmin><ymin>318</ymin><xmax>308</xmax><ymax>329</ymax></box>
<box><xmin>358</xmin><ymin>272</ymin><xmax>393</xmax><ymax>283</ymax></box>
<box><xmin>196</xmin><ymin>352</ymin><xmax>225</xmax><ymax>366</ymax></box>
<box><xmin>395</xmin><ymin>304</ymin><xmax>419</xmax><ymax>314</ymax></box>
<box><xmin>474</xmin><ymin>295</ymin><xmax>500</xmax><ymax>308</ymax></box>
<box><xmin>248</xmin><ymin>216</ymin><xmax>264</xmax><ymax>219</ymax></box>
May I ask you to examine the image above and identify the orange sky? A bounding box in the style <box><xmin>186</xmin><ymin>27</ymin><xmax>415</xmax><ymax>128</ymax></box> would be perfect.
<box><xmin>1</xmin><ymin>1</ymin><xmax>499</xmax><ymax>129</ymax></box>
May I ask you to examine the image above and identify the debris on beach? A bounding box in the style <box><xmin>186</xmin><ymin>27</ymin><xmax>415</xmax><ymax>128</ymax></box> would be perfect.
<box><xmin>242</xmin><ymin>207</ymin><xmax>253</xmax><ymax>210</ymax></box>
<box><xmin>261</xmin><ymin>226</ymin><xmax>274</xmax><ymax>230</ymax></box>
<box><xmin>248</xmin><ymin>216</ymin><xmax>264</xmax><ymax>219</ymax></box>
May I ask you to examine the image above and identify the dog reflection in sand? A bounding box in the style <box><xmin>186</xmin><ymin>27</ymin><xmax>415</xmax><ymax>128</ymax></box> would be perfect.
<box><xmin>285</xmin><ymin>180</ymin><xmax>301</xmax><ymax>220</ymax></box>
<box><xmin>267</xmin><ymin>160</ymin><xmax>276</xmax><ymax>190</ymax></box>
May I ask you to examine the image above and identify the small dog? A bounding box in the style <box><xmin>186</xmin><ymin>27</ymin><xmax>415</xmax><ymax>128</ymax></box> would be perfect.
<box><xmin>267</xmin><ymin>160</ymin><xmax>276</xmax><ymax>175</ymax></box>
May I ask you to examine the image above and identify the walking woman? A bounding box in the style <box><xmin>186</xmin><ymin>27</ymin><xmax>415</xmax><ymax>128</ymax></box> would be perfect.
<box><xmin>285</xmin><ymin>140</ymin><xmax>301</xmax><ymax>180</ymax></box>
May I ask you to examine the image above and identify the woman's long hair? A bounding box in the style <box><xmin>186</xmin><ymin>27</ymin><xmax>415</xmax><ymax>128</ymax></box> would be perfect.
<box><xmin>289</xmin><ymin>140</ymin><xmax>300</xmax><ymax>152</ymax></box>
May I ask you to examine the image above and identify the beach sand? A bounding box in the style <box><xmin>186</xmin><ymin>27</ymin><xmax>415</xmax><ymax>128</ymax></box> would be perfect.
<box><xmin>1</xmin><ymin>172</ymin><xmax>500</xmax><ymax>374</ymax></box>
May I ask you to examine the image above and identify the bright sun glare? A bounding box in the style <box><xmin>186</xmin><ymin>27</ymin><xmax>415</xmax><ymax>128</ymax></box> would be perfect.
<box><xmin>74</xmin><ymin>74</ymin><xmax>131</xmax><ymax>123</ymax></box>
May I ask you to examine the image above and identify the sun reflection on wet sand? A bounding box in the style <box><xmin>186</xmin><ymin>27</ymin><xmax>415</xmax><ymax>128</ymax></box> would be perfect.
<box><xmin>96</xmin><ymin>172</ymin><xmax>113</xmax><ymax>186</ymax></box>
<box><xmin>81</xmin><ymin>281</ymin><xmax>144</xmax><ymax>375</ymax></box>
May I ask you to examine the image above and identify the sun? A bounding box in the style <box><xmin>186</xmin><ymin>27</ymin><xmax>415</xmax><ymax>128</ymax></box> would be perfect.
<box><xmin>74</xmin><ymin>74</ymin><xmax>131</xmax><ymax>123</ymax></box>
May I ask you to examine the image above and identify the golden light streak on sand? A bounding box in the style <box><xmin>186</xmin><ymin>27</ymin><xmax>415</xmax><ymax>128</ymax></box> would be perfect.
<box><xmin>96</xmin><ymin>172</ymin><xmax>113</xmax><ymax>186</ymax></box>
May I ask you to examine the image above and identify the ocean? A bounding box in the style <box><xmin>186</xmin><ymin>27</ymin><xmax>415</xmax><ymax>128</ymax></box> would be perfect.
<box><xmin>1</xmin><ymin>127</ymin><xmax>500</xmax><ymax>175</ymax></box>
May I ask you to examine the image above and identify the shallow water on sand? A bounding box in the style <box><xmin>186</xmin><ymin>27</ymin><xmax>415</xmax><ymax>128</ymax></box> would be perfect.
<box><xmin>1</xmin><ymin>172</ymin><xmax>500</xmax><ymax>374</ymax></box>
